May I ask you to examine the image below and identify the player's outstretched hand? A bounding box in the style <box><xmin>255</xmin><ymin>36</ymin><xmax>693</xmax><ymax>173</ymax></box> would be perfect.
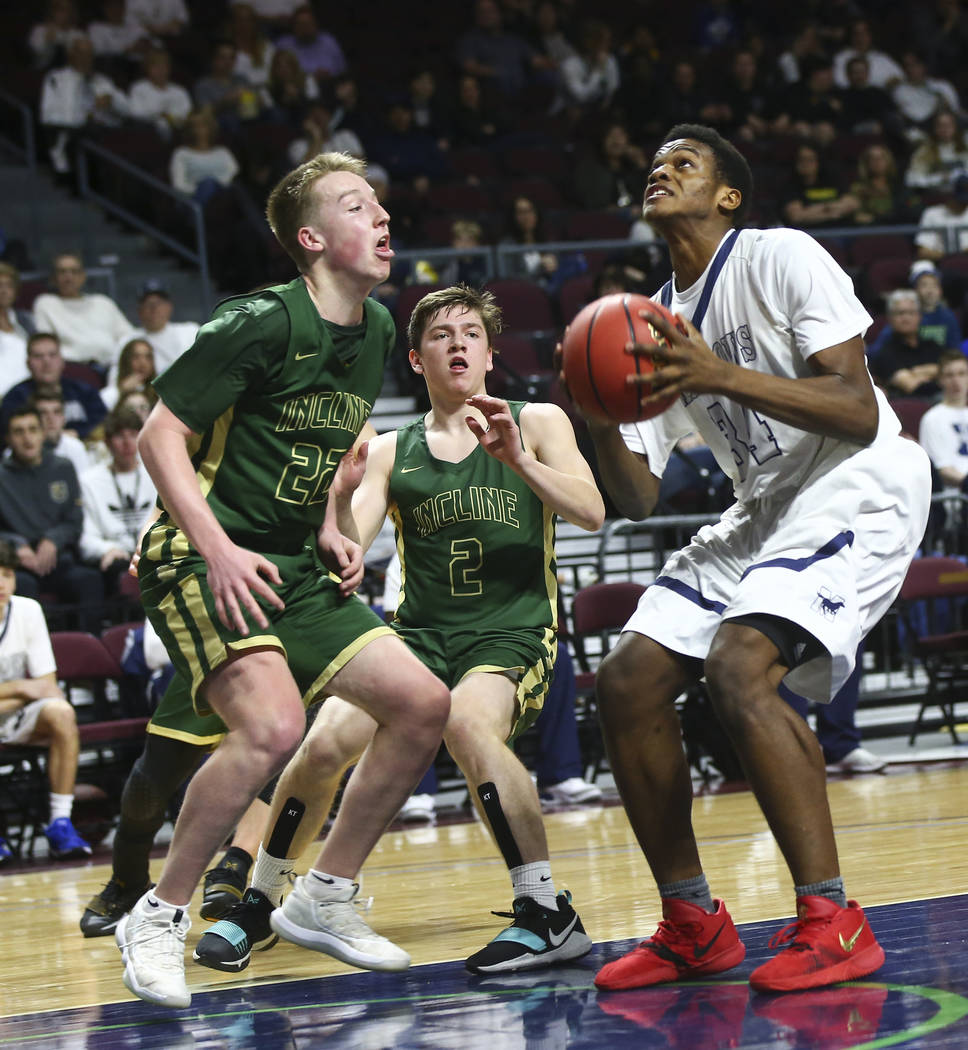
<box><xmin>628</xmin><ymin>306</ymin><xmax>729</xmax><ymax>404</ymax></box>
<box><xmin>317</xmin><ymin>523</ymin><xmax>365</xmax><ymax>596</ymax></box>
<box><xmin>206</xmin><ymin>542</ymin><xmax>285</xmax><ymax>635</ymax></box>
<box><xmin>465</xmin><ymin>394</ymin><xmax>524</xmax><ymax>466</ymax></box>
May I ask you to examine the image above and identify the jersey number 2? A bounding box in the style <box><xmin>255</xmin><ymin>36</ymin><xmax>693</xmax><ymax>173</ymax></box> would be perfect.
<box><xmin>449</xmin><ymin>538</ymin><xmax>483</xmax><ymax>597</ymax></box>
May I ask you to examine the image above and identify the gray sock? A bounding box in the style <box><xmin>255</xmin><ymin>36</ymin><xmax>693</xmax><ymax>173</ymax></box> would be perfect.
<box><xmin>796</xmin><ymin>877</ymin><xmax>847</xmax><ymax>909</ymax></box>
<box><xmin>659</xmin><ymin>873</ymin><xmax>715</xmax><ymax>913</ymax></box>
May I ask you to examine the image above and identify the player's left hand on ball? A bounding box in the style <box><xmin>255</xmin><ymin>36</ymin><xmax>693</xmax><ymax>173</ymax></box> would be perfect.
<box><xmin>628</xmin><ymin>307</ymin><xmax>726</xmax><ymax>399</ymax></box>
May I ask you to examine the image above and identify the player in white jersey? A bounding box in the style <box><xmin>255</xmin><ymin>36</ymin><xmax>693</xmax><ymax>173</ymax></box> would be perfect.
<box><xmin>577</xmin><ymin>124</ymin><xmax>932</xmax><ymax>994</ymax></box>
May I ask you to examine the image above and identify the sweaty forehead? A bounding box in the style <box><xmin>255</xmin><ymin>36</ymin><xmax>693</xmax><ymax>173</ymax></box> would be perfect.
<box><xmin>653</xmin><ymin>139</ymin><xmax>707</xmax><ymax>164</ymax></box>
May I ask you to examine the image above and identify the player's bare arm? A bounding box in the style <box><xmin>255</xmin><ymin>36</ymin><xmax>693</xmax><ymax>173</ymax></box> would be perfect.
<box><xmin>472</xmin><ymin>397</ymin><xmax>605</xmax><ymax>531</ymax></box>
<box><xmin>138</xmin><ymin>401</ymin><xmax>284</xmax><ymax>634</ymax></box>
<box><xmin>637</xmin><ymin>307</ymin><xmax>879</xmax><ymax>445</ymax></box>
<box><xmin>0</xmin><ymin>672</ymin><xmax>63</xmax><ymax>705</ymax></box>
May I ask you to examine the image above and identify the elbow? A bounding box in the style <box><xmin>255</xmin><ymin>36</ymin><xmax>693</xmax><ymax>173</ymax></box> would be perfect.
<box><xmin>613</xmin><ymin>492</ymin><xmax>658</xmax><ymax>522</ymax></box>
<box><xmin>579</xmin><ymin>498</ymin><xmax>607</xmax><ymax>533</ymax></box>
<box><xmin>851</xmin><ymin>397</ymin><xmax>880</xmax><ymax>446</ymax></box>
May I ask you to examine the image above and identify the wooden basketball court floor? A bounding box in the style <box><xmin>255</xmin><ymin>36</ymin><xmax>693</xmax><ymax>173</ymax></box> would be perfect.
<box><xmin>2</xmin><ymin>763</ymin><xmax>967</xmax><ymax>1049</ymax></box>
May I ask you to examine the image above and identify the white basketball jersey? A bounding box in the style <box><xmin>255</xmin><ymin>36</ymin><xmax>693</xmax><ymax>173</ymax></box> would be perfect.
<box><xmin>621</xmin><ymin>227</ymin><xmax>899</xmax><ymax>503</ymax></box>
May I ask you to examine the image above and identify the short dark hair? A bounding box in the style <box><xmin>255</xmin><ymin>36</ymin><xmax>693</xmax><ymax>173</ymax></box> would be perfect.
<box><xmin>6</xmin><ymin>405</ymin><xmax>42</xmax><ymax>432</ymax></box>
<box><xmin>938</xmin><ymin>349</ymin><xmax>968</xmax><ymax>370</ymax></box>
<box><xmin>0</xmin><ymin>538</ymin><xmax>19</xmax><ymax>571</ymax></box>
<box><xmin>104</xmin><ymin>406</ymin><xmax>144</xmax><ymax>439</ymax></box>
<box><xmin>27</xmin><ymin>331</ymin><xmax>61</xmax><ymax>354</ymax></box>
<box><xmin>661</xmin><ymin>123</ymin><xmax>753</xmax><ymax>227</ymax></box>
<box><xmin>407</xmin><ymin>284</ymin><xmax>503</xmax><ymax>351</ymax></box>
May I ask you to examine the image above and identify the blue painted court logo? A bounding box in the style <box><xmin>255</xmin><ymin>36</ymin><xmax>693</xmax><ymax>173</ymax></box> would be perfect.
<box><xmin>813</xmin><ymin>587</ymin><xmax>846</xmax><ymax>619</ymax></box>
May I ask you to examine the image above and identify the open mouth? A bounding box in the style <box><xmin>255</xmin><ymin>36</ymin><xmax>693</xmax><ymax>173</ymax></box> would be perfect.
<box><xmin>375</xmin><ymin>233</ymin><xmax>394</xmax><ymax>259</ymax></box>
<box><xmin>646</xmin><ymin>186</ymin><xmax>671</xmax><ymax>202</ymax></box>
<box><xmin>449</xmin><ymin>355</ymin><xmax>469</xmax><ymax>371</ymax></box>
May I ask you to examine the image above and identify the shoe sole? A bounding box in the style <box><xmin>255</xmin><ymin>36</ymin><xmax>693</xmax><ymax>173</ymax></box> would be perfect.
<box><xmin>269</xmin><ymin>909</ymin><xmax>410</xmax><ymax>971</ymax></box>
<box><xmin>467</xmin><ymin>930</ymin><xmax>594</xmax><ymax>974</ymax></box>
<box><xmin>749</xmin><ymin>943</ymin><xmax>886</xmax><ymax>992</ymax></box>
<box><xmin>594</xmin><ymin>937</ymin><xmax>747</xmax><ymax>990</ymax></box>
<box><xmin>115</xmin><ymin>914</ymin><xmax>191</xmax><ymax>1009</ymax></box>
<box><xmin>200</xmin><ymin>887</ymin><xmax>245</xmax><ymax>921</ymax></box>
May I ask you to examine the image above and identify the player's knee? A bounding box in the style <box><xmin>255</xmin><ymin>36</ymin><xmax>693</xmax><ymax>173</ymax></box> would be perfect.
<box><xmin>42</xmin><ymin>698</ymin><xmax>79</xmax><ymax>739</ymax></box>
<box><xmin>596</xmin><ymin>646</ymin><xmax>670</xmax><ymax>726</ymax></box>
<box><xmin>244</xmin><ymin>709</ymin><xmax>305</xmax><ymax>770</ymax></box>
<box><xmin>704</xmin><ymin>639</ymin><xmax>773</xmax><ymax>730</ymax></box>
<box><xmin>411</xmin><ymin>676</ymin><xmax>451</xmax><ymax>736</ymax></box>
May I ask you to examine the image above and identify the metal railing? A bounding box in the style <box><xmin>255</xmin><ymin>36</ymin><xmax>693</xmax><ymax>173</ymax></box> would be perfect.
<box><xmin>0</xmin><ymin>87</ymin><xmax>37</xmax><ymax>170</ymax></box>
<box><xmin>75</xmin><ymin>139</ymin><xmax>213</xmax><ymax>318</ymax></box>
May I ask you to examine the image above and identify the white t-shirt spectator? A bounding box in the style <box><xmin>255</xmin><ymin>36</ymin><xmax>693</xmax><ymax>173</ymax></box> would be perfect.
<box><xmin>128</xmin><ymin>78</ymin><xmax>192</xmax><ymax>127</ymax></box>
<box><xmin>169</xmin><ymin>145</ymin><xmax>240</xmax><ymax>196</ymax></box>
<box><xmin>0</xmin><ymin>596</ymin><xmax>57</xmax><ymax>708</ymax></box>
<box><xmin>915</xmin><ymin>204</ymin><xmax>968</xmax><ymax>255</ymax></box>
<box><xmin>79</xmin><ymin>460</ymin><xmax>157</xmax><ymax>562</ymax></box>
<box><xmin>124</xmin><ymin>0</ymin><xmax>189</xmax><ymax>33</ymax></box>
<box><xmin>32</xmin><ymin>292</ymin><xmax>134</xmax><ymax>368</ymax></box>
<box><xmin>40</xmin><ymin>67</ymin><xmax>129</xmax><ymax>128</ymax></box>
<box><xmin>0</xmin><ymin>331</ymin><xmax>30</xmax><ymax>397</ymax></box>
<box><xmin>918</xmin><ymin>401</ymin><xmax>968</xmax><ymax>481</ymax></box>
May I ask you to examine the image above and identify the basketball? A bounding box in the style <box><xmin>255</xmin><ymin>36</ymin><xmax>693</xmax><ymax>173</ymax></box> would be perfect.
<box><xmin>561</xmin><ymin>293</ymin><xmax>680</xmax><ymax>424</ymax></box>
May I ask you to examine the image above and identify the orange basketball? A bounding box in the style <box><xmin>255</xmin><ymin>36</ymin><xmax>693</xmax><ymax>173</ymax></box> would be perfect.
<box><xmin>561</xmin><ymin>293</ymin><xmax>679</xmax><ymax>424</ymax></box>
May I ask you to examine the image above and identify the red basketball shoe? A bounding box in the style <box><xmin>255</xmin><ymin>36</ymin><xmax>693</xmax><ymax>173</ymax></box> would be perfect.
<box><xmin>594</xmin><ymin>898</ymin><xmax>745</xmax><ymax>991</ymax></box>
<box><xmin>749</xmin><ymin>897</ymin><xmax>885</xmax><ymax>992</ymax></box>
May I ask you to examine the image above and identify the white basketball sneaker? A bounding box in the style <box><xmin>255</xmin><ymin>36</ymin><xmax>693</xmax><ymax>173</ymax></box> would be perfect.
<box><xmin>270</xmin><ymin>875</ymin><xmax>410</xmax><ymax>971</ymax></box>
<box><xmin>116</xmin><ymin>892</ymin><xmax>191</xmax><ymax>1008</ymax></box>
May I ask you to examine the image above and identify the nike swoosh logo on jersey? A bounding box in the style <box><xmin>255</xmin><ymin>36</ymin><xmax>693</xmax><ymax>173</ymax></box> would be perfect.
<box><xmin>548</xmin><ymin>914</ymin><xmax>579</xmax><ymax>948</ymax></box>
<box><xmin>401</xmin><ymin>466</ymin><xmax>423</xmax><ymax>473</ymax></box>
<box><xmin>839</xmin><ymin>922</ymin><xmax>866</xmax><ymax>952</ymax></box>
<box><xmin>694</xmin><ymin>922</ymin><xmax>727</xmax><ymax>958</ymax></box>
<box><xmin>295</xmin><ymin>350</ymin><xmax>319</xmax><ymax>360</ymax></box>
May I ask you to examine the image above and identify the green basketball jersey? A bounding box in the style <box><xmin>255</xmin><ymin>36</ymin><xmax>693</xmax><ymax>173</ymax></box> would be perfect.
<box><xmin>150</xmin><ymin>279</ymin><xmax>394</xmax><ymax>556</ymax></box>
<box><xmin>389</xmin><ymin>401</ymin><xmax>558</xmax><ymax>634</ymax></box>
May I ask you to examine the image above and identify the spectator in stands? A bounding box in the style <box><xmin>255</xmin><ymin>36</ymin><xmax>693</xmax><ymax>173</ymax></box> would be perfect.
<box><xmin>904</xmin><ymin>109</ymin><xmax>968</xmax><ymax>191</ymax></box>
<box><xmin>31</xmin><ymin>253</ymin><xmax>133</xmax><ymax>369</ymax></box>
<box><xmin>119</xmin><ymin>279</ymin><xmax>198</xmax><ymax>380</ymax></box>
<box><xmin>102</xmin><ymin>338</ymin><xmax>156</xmax><ymax>412</ymax></box>
<box><xmin>572</xmin><ymin>119</ymin><xmax>649</xmax><ymax>214</ymax></box>
<box><xmin>777</xmin><ymin>20</ymin><xmax>826</xmax><ymax>85</ymax></box>
<box><xmin>0</xmin><ymin>538</ymin><xmax>92</xmax><ymax>865</ymax></box>
<box><xmin>837</xmin><ymin>55</ymin><xmax>903</xmax><ymax>139</ymax></box>
<box><xmin>868</xmin><ymin>288</ymin><xmax>943</xmax><ymax>398</ymax></box>
<box><xmin>782</xmin><ymin>647</ymin><xmax>886</xmax><ymax>776</ymax></box>
<box><xmin>869</xmin><ymin>261</ymin><xmax>963</xmax><ymax>357</ymax></box>
<box><xmin>833</xmin><ymin>17</ymin><xmax>903</xmax><ymax>90</ymax></box>
<box><xmin>365</xmin><ymin>98</ymin><xmax>449</xmax><ymax>185</ymax></box>
<box><xmin>228</xmin><ymin>3</ymin><xmax>275</xmax><ymax>91</ymax></box>
<box><xmin>124</xmin><ymin>0</ymin><xmax>188</xmax><ymax>40</ymax></box>
<box><xmin>915</xmin><ymin>169</ymin><xmax>968</xmax><ymax>258</ymax></box>
<box><xmin>87</xmin><ymin>0</ymin><xmax>151</xmax><ymax>83</ymax></box>
<box><xmin>28</xmin><ymin>0</ymin><xmax>84</xmax><ymax>71</ymax></box>
<box><xmin>274</xmin><ymin>5</ymin><xmax>347</xmax><ymax>84</ymax></box>
<box><xmin>648</xmin><ymin>58</ymin><xmax>705</xmax><ymax>136</ymax></box>
<box><xmin>1</xmin><ymin>333</ymin><xmax>107</xmax><ymax>440</ymax></box>
<box><xmin>450</xmin><ymin>73</ymin><xmax>508</xmax><ymax>149</ymax></box>
<box><xmin>30</xmin><ymin>390</ymin><xmax>90</xmax><ymax>480</ymax></box>
<box><xmin>557</xmin><ymin>19</ymin><xmax>620</xmax><ymax>120</ymax></box>
<box><xmin>701</xmin><ymin>47</ymin><xmax>773</xmax><ymax>142</ymax></box>
<box><xmin>79</xmin><ymin>406</ymin><xmax>156</xmax><ymax>594</ymax></box>
<box><xmin>286</xmin><ymin>96</ymin><xmax>364</xmax><ymax>167</ymax></box>
<box><xmin>0</xmin><ymin>266</ymin><xmax>33</xmax><ymax>399</ymax></box>
<box><xmin>691</xmin><ymin>0</ymin><xmax>742</xmax><ymax>54</ymax></box>
<box><xmin>39</xmin><ymin>34</ymin><xmax>129</xmax><ymax>176</ymax></box>
<box><xmin>0</xmin><ymin>406</ymin><xmax>104</xmax><ymax>622</ymax></box>
<box><xmin>260</xmin><ymin>46</ymin><xmax>318</xmax><ymax>125</ymax></box>
<box><xmin>918</xmin><ymin>348</ymin><xmax>968</xmax><ymax>490</ymax></box>
<box><xmin>168</xmin><ymin>108</ymin><xmax>241</xmax><ymax>203</ymax></box>
<box><xmin>405</xmin><ymin>67</ymin><xmax>452</xmax><ymax>151</ymax></box>
<box><xmin>457</xmin><ymin>0</ymin><xmax>538</xmax><ymax>100</ymax></box>
<box><xmin>892</xmin><ymin>50</ymin><xmax>962</xmax><ymax>138</ymax></box>
<box><xmin>781</xmin><ymin>142</ymin><xmax>859</xmax><ymax>228</ymax></box>
<box><xmin>116</xmin><ymin>388</ymin><xmax>156</xmax><ymax>423</ymax></box>
<box><xmin>774</xmin><ymin>54</ymin><xmax>843</xmax><ymax>147</ymax></box>
<box><xmin>501</xmin><ymin>196</ymin><xmax>585</xmax><ymax>295</ymax></box>
<box><xmin>433</xmin><ymin>219</ymin><xmax>490</xmax><ymax>288</ymax></box>
<box><xmin>615</xmin><ymin>23</ymin><xmax>660</xmax><ymax>118</ymax></box>
<box><xmin>911</xmin><ymin>0</ymin><xmax>968</xmax><ymax>85</ymax></box>
<box><xmin>911</xmin><ymin>260</ymin><xmax>963</xmax><ymax>348</ymax></box>
<box><xmin>849</xmin><ymin>141</ymin><xmax>914</xmax><ymax>226</ymax></box>
<box><xmin>230</xmin><ymin>0</ymin><xmax>301</xmax><ymax>34</ymax></box>
<box><xmin>127</xmin><ymin>46</ymin><xmax>193</xmax><ymax>139</ymax></box>
<box><xmin>193</xmin><ymin>40</ymin><xmax>254</xmax><ymax>134</ymax></box>
<box><xmin>527</xmin><ymin>1</ymin><xmax>577</xmax><ymax>99</ymax></box>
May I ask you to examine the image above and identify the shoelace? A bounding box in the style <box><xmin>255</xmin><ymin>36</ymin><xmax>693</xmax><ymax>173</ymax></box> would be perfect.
<box><xmin>767</xmin><ymin>914</ymin><xmax>828</xmax><ymax>951</ymax></box>
<box><xmin>119</xmin><ymin>917</ymin><xmax>188</xmax><ymax>973</ymax></box>
<box><xmin>640</xmin><ymin>919</ymin><xmax>703</xmax><ymax>951</ymax></box>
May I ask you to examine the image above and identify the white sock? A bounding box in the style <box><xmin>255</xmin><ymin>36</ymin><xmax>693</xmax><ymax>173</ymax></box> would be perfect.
<box><xmin>303</xmin><ymin>869</ymin><xmax>356</xmax><ymax>900</ymax></box>
<box><xmin>511</xmin><ymin>861</ymin><xmax>557</xmax><ymax>909</ymax></box>
<box><xmin>49</xmin><ymin>793</ymin><xmax>73</xmax><ymax>822</ymax></box>
<box><xmin>252</xmin><ymin>845</ymin><xmax>296</xmax><ymax>906</ymax></box>
<box><xmin>146</xmin><ymin>891</ymin><xmax>191</xmax><ymax>911</ymax></box>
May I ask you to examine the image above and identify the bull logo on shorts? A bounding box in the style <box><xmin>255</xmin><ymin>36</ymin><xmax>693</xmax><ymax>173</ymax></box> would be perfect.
<box><xmin>813</xmin><ymin>587</ymin><xmax>846</xmax><ymax>619</ymax></box>
<box><xmin>48</xmin><ymin>480</ymin><xmax>69</xmax><ymax>504</ymax></box>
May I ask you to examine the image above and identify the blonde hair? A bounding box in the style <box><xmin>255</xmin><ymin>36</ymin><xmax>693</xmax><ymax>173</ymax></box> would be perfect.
<box><xmin>265</xmin><ymin>151</ymin><xmax>367</xmax><ymax>269</ymax></box>
<box><xmin>407</xmin><ymin>284</ymin><xmax>503</xmax><ymax>351</ymax></box>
